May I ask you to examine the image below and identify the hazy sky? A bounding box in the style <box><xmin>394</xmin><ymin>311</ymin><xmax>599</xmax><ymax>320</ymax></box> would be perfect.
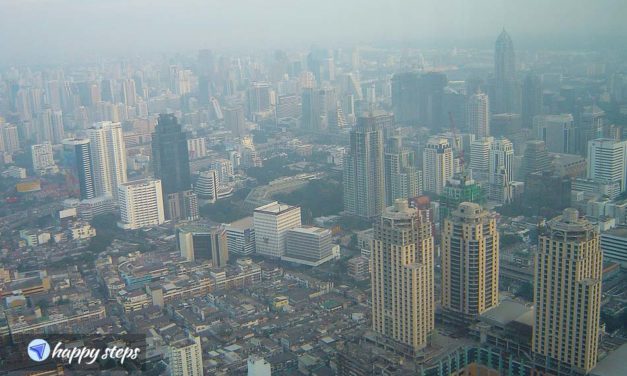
<box><xmin>1</xmin><ymin>0</ymin><xmax>626</xmax><ymax>64</ymax></box>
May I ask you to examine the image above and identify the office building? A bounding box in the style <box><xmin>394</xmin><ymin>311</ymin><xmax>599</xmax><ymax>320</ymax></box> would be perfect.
<box><xmin>31</xmin><ymin>142</ymin><xmax>57</xmax><ymax>175</ymax></box>
<box><xmin>247</xmin><ymin>82</ymin><xmax>272</xmax><ymax>118</ymax></box>
<box><xmin>225</xmin><ymin>217</ymin><xmax>256</xmax><ymax>256</ymax></box>
<box><xmin>152</xmin><ymin>114</ymin><xmax>196</xmax><ymax>220</ymax></box>
<box><xmin>577</xmin><ymin>105</ymin><xmax>605</xmax><ymax>156</ymax></box>
<box><xmin>86</xmin><ymin>121</ymin><xmax>127</xmax><ymax>198</ymax></box>
<box><xmin>533</xmin><ymin>209</ymin><xmax>602</xmax><ymax>373</ymax></box>
<box><xmin>600</xmin><ymin>226</ymin><xmax>627</xmax><ymax>266</ymax></box>
<box><xmin>168</xmin><ymin>334</ymin><xmax>203</xmax><ymax>376</ymax></box>
<box><xmin>521</xmin><ymin>140</ymin><xmax>552</xmax><ymax>179</ymax></box>
<box><xmin>440</xmin><ymin>173</ymin><xmax>485</xmax><ymax>219</ymax></box>
<box><xmin>371</xmin><ymin>200</ymin><xmax>434</xmax><ymax>352</ymax></box>
<box><xmin>343</xmin><ymin>114</ymin><xmax>385</xmax><ymax>218</ymax></box>
<box><xmin>587</xmin><ymin>138</ymin><xmax>627</xmax><ymax>193</ymax></box>
<box><xmin>178</xmin><ymin>225</ymin><xmax>229</xmax><ymax>267</ymax></box>
<box><xmin>493</xmin><ymin>29</ymin><xmax>519</xmax><ymax>114</ymax></box>
<box><xmin>422</xmin><ymin>137</ymin><xmax>454</xmax><ymax>194</ymax></box>
<box><xmin>117</xmin><ymin>179</ymin><xmax>165</xmax><ymax>230</ymax></box>
<box><xmin>187</xmin><ymin>137</ymin><xmax>207</xmax><ymax>160</ymax></box>
<box><xmin>533</xmin><ymin>114</ymin><xmax>575</xmax><ymax>154</ymax></box>
<box><xmin>62</xmin><ymin>138</ymin><xmax>95</xmax><ymax>200</ymax></box>
<box><xmin>283</xmin><ymin>226</ymin><xmax>336</xmax><ymax>266</ymax></box>
<box><xmin>253</xmin><ymin>201</ymin><xmax>301</xmax><ymax>258</ymax></box>
<box><xmin>384</xmin><ymin>135</ymin><xmax>422</xmax><ymax>206</ymax></box>
<box><xmin>466</xmin><ymin>92</ymin><xmax>490</xmax><ymax>138</ymax></box>
<box><xmin>195</xmin><ymin>170</ymin><xmax>219</xmax><ymax>203</ymax></box>
<box><xmin>442</xmin><ymin>202</ymin><xmax>499</xmax><ymax>320</ymax></box>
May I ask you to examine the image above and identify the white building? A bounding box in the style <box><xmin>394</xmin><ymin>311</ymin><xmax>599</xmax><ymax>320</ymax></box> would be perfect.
<box><xmin>118</xmin><ymin>179</ymin><xmax>165</xmax><ymax>230</ymax></box>
<box><xmin>533</xmin><ymin>114</ymin><xmax>575</xmax><ymax>153</ymax></box>
<box><xmin>466</xmin><ymin>91</ymin><xmax>490</xmax><ymax>138</ymax></box>
<box><xmin>87</xmin><ymin>121</ymin><xmax>128</xmax><ymax>199</ymax></box>
<box><xmin>282</xmin><ymin>226</ymin><xmax>339</xmax><ymax>266</ymax></box>
<box><xmin>247</xmin><ymin>356</ymin><xmax>271</xmax><ymax>376</ymax></box>
<box><xmin>211</xmin><ymin>158</ymin><xmax>234</xmax><ymax>183</ymax></box>
<box><xmin>225</xmin><ymin>216</ymin><xmax>256</xmax><ymax>256</ymax></box>
<box><xmin>587</xmin><ymin>138</ymin><xmax>627</xmax><ymax>193</ymax></box>
<box><xmin>195</xmin><ymin>170</ymin><xmax>219</xmax><ymax>203</ymax></box>
<box><xmin>168</xmin><ymin>334</ymin><xmax>203</xmax><ymax>376</ymax></box>
<box><xmin>31</xmin><ymin>142</ymin><xmax>58</xmax><ymax>175</ymax></box>
<box><xmin>422</xmin><ymin>137</ymin><xmax>453</xmax><ymax>195</ymax></box>
<box><xmin>469</xmin><ymin>137</ymin><xmax>494</xmax><ymax>181</ymax></box>
<box><xmin>187</xmin><ymin>137</ymin><xmax>207</xmax><ymax>160</ymax></box>
<box><xmin>489</xmin><ymin>137</ymin><xmax>514</xmax><ymax>203</ymax></box>
<box><xmin>253</xmin><ymin>201</ymin><xmax>301</xmax><ymax>258</ymax></box>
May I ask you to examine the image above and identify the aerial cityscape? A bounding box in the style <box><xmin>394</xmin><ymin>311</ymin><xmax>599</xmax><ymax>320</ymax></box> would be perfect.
<box><xmin>0</xmin><ymin>1</ymin><xmax>626</xmax><ymax>375</ymax></box>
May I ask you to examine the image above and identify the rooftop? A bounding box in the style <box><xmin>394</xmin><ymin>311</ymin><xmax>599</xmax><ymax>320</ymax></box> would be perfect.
<box><xmin>254</xmin><ymin>201</ymin><xmax>299</xmax><ymax>215</ymax></box>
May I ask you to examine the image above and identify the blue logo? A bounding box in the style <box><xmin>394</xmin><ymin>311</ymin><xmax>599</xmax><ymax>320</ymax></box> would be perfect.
<box><xmin>27</xmin><ymin>339</ymin><xmax>50</xmax><ymax>362</ymax></box>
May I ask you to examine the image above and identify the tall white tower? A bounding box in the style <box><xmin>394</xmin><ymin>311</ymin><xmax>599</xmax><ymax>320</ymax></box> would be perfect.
<box><xmin>422</xmin><ymin>137</ymin><xmax>453</xmax><ymax>195</ymax></box>
<box><xmin>466</xmin><ymin>92</ymin><xmax>490</xmax><ymax>138</ymax></box>
<box><xmin>87</xmin><ymin>121</ymin><xmax>128</xmax><ymax>198</ymax></box>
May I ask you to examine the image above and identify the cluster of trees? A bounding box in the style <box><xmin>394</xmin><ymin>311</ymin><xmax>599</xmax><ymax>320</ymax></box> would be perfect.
<box><xmin>273</xmin><ymin>179</ymin><xmax>343</xmax><ymax>223</ymax></box>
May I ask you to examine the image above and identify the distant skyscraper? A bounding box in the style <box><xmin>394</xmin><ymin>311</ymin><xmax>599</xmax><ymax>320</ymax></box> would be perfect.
<box><xmin>384</xmin><ymin>135</ymin><xmax>421</xmax><ymax>206</ymax></box>
<box><xmin>62</xmin><ymin>138</ymin><xmax>95</xmax><ymax>200</ymax></box>
<box><xmin>87</xmin><ymin>121</ymin><xmax>127</xmax><ymax>199</ymax></box>
<box><xmin>488</xmin><ymin>137</ymin><xmax>514</xmax><ymax>204</ymax></box>
<box><xmin>469</xmin><ymin>137</ymin><xmax>494</xmax><ymax>182</ymax></box>
<box><xmin>246</xmin><ymin>82</ymin><xmax>272</xmax><ymax>119</ymax></box>
<box><xmin>521</xmin><ymin>140</ymin><xmax>552</xmax><ymax>179</ymax></box>
<box><xmin>117</xmin><ymin>179</ymin><xmax>165</xmax><ymax>230</ymax></box>
<box><xmin>466</xmin><ymin>92</ymin><xmax>490</xmax><ymax>138</ymax></box>
<box><xmin>343</xmin><ymin>114</ymin><xmax>385</xmax><ymax>218</ymax></box>
<box><xmin>533</xmin><ymin>114</ymin><xmax>575</xmax><ymax>153</ymax></box>
<box><xmin>521</xmin><ymin>72</ymin><xmax>543</xmax><ymax>128</ymax></box>
<box><xmin>422</xmin><ymin>137</ymin><xmax>454</xmax><ymax>195</ymax></box>
<box><xmin>533</xmin><ymin>209</ymin><xmax>602</xmax><ymax>373</ymax></box>
<box><xmin>391</xmin><ymin>72</ymin><xmax>420</xmax><ymax>125</ymax></box>
<box><xmin>587</xmin><ymin>138</ymin><xmax>627</xmax><ymax>193</ymax></box>
<box><xmin>493</xmin><ymin>29</ymin><xmax>519</xmax><ymax>114</ymax></box>
<box><xmin>371</xmin><ymin>200</ymin><xmax>434</xmax><ymax>352</ymax></box>
<box><xmin>578</xmin><ymin>105</ymin><xmax>605</xmax><ymax>156</ymax></box>
<box><xmin>392</xmin><ymin>71</ymin><xmax>446</xmax><ymax>129</ymax></box>
<box><xmin>442</xmin><ymin>202</ymin><xmax>499</xmax><ymax>319</ymax></box>
<box><xmin>0</xmin><ymin>124</ymin><xmax>20</xmax><ymax>153</ymax></box>
<box><xmin>152</xmin><ymin>114</ymin><xmax>196</xmax><ymax>220</ymax></box>
<box><xmin>224</xmin><ymin>106</ymin><xmax>247</xmax><ymax>137</ymax></box>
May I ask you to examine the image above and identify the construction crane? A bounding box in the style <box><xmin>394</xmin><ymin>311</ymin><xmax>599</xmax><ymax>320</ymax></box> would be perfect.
<box><xmin>448</xmin><ymin>111</ymin><xmax>465</xmax><ymax>170</ymax></box>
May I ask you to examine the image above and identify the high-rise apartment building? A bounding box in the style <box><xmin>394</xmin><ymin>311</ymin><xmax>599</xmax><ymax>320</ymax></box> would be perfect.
<box><xmin>384</xmin><ymin>135</ymin><xmax>421</xmax><ymax>206</ymax></box>
<box><xmin>587</xmin><ymin>138</ymin><xmax>627</xmax><ymax>193</ymax></box>
<box><xmin>488</xmin><ymin>137</ymin><xmax>514</xmax><ymax>204</ymax></box>
<box><xmin>86</xmin><ymin>121</ymin><xmax>127</xmax><ymax>199</ymax></box>
<box><xmin>118</xmin><ymin>179</ymin><xmax>165</xmax><ymax>230</ymax></box>
<box><xmin>422</xmin><ymin>137</ymin><xmax>453</xmax><ymax>195</ymax></box>
<box><xmin>371</xmin><ymin>200</ymin><xmax>434</xmax><ymax>352</ymax></box>
<box><xmin>442</xmin><ymin>202</ymin><xmax>499</xmax><ymax>319</ymax></box>
<box><xmin>253</xmin><ymin>201</ymin><xmax>301</xmax><ymax>258</ymax></box>
<box><xmin>469</xmin><ymin>137</ymin><xmax>494</xmax><ymax>182</ymax></box>
<box><xmin>168</xmin><ymin>334</ymin><xmax>203</xmax><ymax>376</ymax></box>
<box><xmin>62</xmin><ymin>138</ymin><xmax>95</xmax><ymax>200</ymax></box>
<box><xmin>466</xmin><ymin>92</ymin><xmax>490</xmax><ymax>138</ymax></box>
<box><xmin>223</xmin><ymin>106</ymin><xmax>247</xmax><ymax>137</ymax></box>
<box><xmin>343</xmin><ymin>114</ymin><xmax>385</xmax><ymax>218</ymax></box>
<box><xmin>533</xmin><ymin>209</ymin><xmax>602</xmax><ymax>373</ymax></box>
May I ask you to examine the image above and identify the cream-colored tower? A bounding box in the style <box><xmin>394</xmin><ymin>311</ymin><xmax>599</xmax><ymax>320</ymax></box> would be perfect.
<box><xmin>532</xmin><ymin>208</ymin><xmax>602</xmax><ymax>373</ymax></box>
<box><xmin>441</xmin><ymin>202</ymin><xmax>499</xmax><ymax>318</ymax></box>
<box><xmin>371</xmin><ymin>199</ymin><xmax>434</xmax><ymax>352</ymax></box>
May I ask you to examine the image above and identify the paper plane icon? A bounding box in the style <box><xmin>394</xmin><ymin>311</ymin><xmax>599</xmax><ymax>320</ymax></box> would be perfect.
<box><xmin>29</xmin><ymin>343</ymin><xmax>47</xmax><ymax>360</ymax></box>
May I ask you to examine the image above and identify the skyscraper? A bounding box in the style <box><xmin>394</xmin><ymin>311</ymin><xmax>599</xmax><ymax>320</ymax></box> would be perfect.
<box><xmin>384</xmin><ymin>134</ymin><xmax>422</xmax><ymax>206</ymax></box>
<box><xmin>224</xmin><ymin>106</ymin><xmax>247</xmax><ymax>137</ymax></box>
<box><xmin>493</xmin><ymin>29</ymin><xmax>519</xmax><ymax>114</ymax></box>
<box><xmin>86</xmin><ymin>121</ymin><xmax>127</xmax><ymax>199</ymax></box>
<box><xmin>468</xmin><ymin>137</ymin><xmax>494</xmax><ymax>182</ymax></box>
<box><xmin>253</xmin><ymin>201</ymin><xmax>301</xmax><ymax>258</ymax></box>
<box><xmin>152</xmin><ymin>114</ymin><xmax>196</xmax><ymax>220</ymax></box>
<box><xmin>533</xmin><ymin>114</ymin><xmax>575</xmax><ymax>154</ymax></box>
<box><xmin>246</xmin><ymin>82</ymin><xmax>272</xmax><ymax>119</ymax></box>
<box><xmin>488</xmin><ymin>137</ymin><xmax>514</xmax><ymax>204</ymax></box>
<box><xmin>442</xmin><ymin>202</ymin><xmax>499</xmax><ymax>320</ymax></box>
<box><xmin>521</xmin><ymin>140</ymin><xmax>552</xmax><ymax>179</ymax></box>
<box><xmin>466</xmin><ymin>92</ymin><xmax>490</xmax><ymax>138</ymax></box>
<box><xmin>533</xmin><ymin>209</ymin><xmax>602</xmax><ymax>373</ymax></box>
<box><xmin>343</xmin><ymin>114</ymin><xmax>385</xmax><ymax>218</ymax></box>
<box><xmin>422</xmin><ymin>137</ymin><xmax>454</xmax><ymax>195</ymax></box>
<box><xmin>521</xmin><ymin>72</ymin><xmax>543</xmax><ymax>128</ymax></box>
<box><xmin>371</xmin><ymin>199</ymin><xmax>434</xmax><ymax>352</ymax></box>
<box><xmin>587</xmin><ymin>138</ymin><xmax>627</xmax><ymax>193</ymax></box>
<box><xmin>62</xmin><ymin>138</ymin><xmax>95</xmax><ymax>200</ymax></box>
<box><xmin>178</xmin><ymin>225</ymin><xmax>229</xmax><ymax>267</ymax></box>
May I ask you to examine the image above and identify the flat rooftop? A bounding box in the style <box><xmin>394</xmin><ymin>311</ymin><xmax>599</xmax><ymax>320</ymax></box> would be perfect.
<box><xmin>227</xmin><ymin>216</ymin><xmax>254</xmax><ymax>229</ymax></box>
<box><xmin>254</xmin><ymin>201</ymin><xmax>299</xmax><ymax>214</ymax></box>
<box><xmin>603</xmin><ymin>226</ymin><xmax>627</xmax><ymax>238</ymax></box>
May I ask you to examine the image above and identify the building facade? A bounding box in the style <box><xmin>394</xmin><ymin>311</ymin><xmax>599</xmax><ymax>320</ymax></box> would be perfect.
<box><xmin>118</xmin><ymin>179</ymin><xmax>165</xmax><ymax>230</ymax></box>
<box><xmin>253</xmin><ymin>201</ymin><xmax>301</xmax><ymax>258</ymax></box>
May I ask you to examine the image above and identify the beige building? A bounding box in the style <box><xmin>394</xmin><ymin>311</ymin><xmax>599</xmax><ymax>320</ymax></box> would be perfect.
<box><xmin>532</xmin><ymin>208</ymin><xmax>602</xmax><ymax>373</ymax></box>
<box><xmin>441</xmin><ymin>202</ymin><xmax>499</xmax><ymax>319</ymax></box>
<box><xmin>168</xmin><ymin>334</ymin><xmax>203</xmax><ymax>376</ymax></box>
<box><xmin>371</xmin><ymin>199</ymin><xmax>434</xmax><ymax>352</ymax></box>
